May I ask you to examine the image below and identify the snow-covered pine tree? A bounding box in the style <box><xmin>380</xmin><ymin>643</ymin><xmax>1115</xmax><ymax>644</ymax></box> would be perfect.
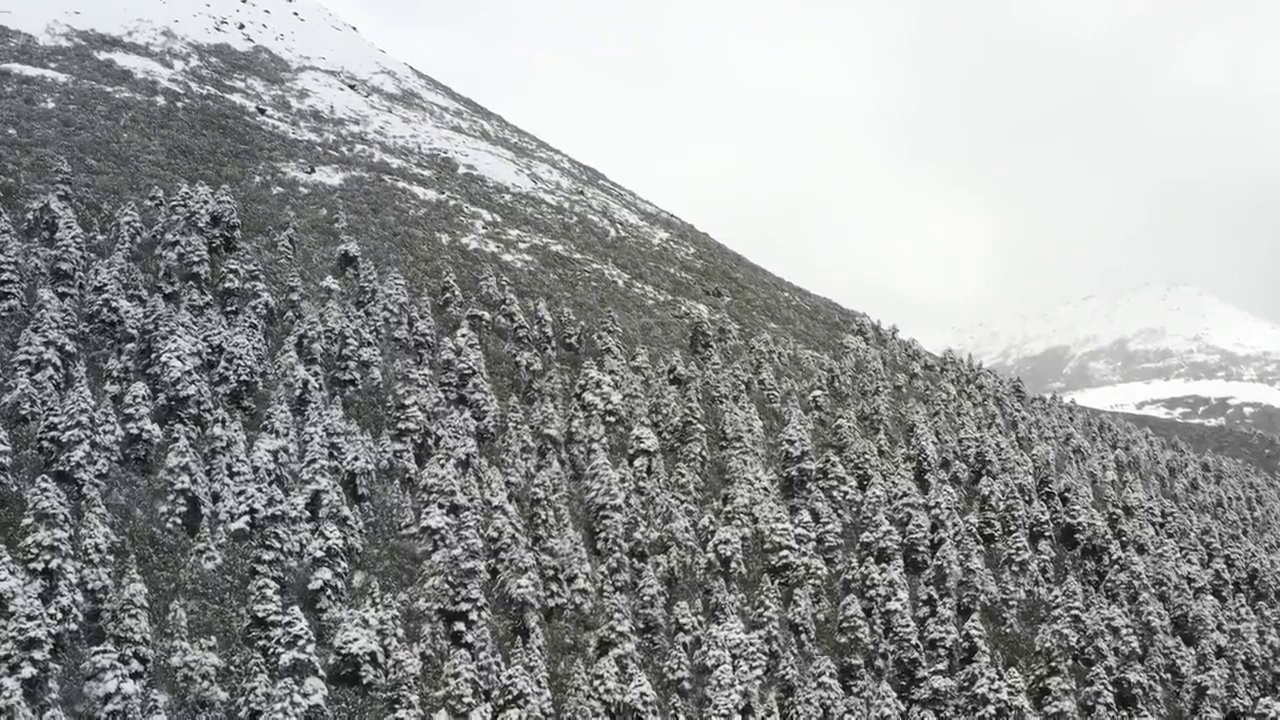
<box><xmin>270</xmin><ymin>605</ymin><xmax>329</xmax><ymax>718</ymax></box>
<box><xmin>0</xmin><ymin>202</ymin><xmax>24</xmax><ymax>321</ymax></box>
<box><xmin>213</xmin><ymin>311</ymin><xmax>266</xmax><ymax>415</ymax></box>
<box><xmin>0</xmin><ymin>547</ymin><xmax>59</xmax><ymax>717</ymax></box>
<box><xmin>160</xmin><ymin>425</ymin><xmax>209</xmax><ymax>538</ymax></box>
<box><xmin>79</xmin><ymin>487</ymin><xmax>117</xmax><ymax>645</ymax></box>
<box><xmin>39</xmin><ymin>362</ymin><xmax>105</xmax><ymax>498</ymax></box>
<box><xmin>165</xmin><ymin>600</ymin><xmax>229</xmax><ymax>718</ymax></box>
<box><xmin>16</xmin><ymin>473</ymin><xmax>80</xmax><ymax>639</ymax></box>
<box><xmin>85</xmin><ymin>558</ymin><xmax>158</xmax><ymax>716</ymax></box>
<box><xmin>45</xmin><ymin>201</ymin><xmax>87</xmax><ymax>305</ymax></box>
<box><xmin>2</xmin><ymin>288</ymin><xmax>76</xmax><ymax>426</ymax></box>
<box><xmin>151</xmin><ymin>304</ymin><xmax>212</xmax><ymax>426</ymax></box>
<box><xmin>119</xmin><ymin>380</ymin><xmax>162</xmax><ymax>467</ymax></box>
<box><xmin>383</xmin><ymin>636</ymin><xmax>425</xmax><ymax>718</ymax></box>
<box><xmin>0</xmin><ymin>423</ymin><xmax>12</xmax><ymax>491</ymax></box>
<box><xmin>84</xmin><ymin>245</ymin><xmax>140</xmax><ymax>360</ymax></box>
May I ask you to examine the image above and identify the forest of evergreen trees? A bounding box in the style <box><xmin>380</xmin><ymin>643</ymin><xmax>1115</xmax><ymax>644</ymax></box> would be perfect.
<box><xmin>2</xmin><ymin>165</ymin><xmax>1280</xmax><ymax>718</ymax></box>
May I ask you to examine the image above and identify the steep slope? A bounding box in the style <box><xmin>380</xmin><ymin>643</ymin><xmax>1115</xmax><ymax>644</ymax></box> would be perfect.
<box><xmin>4</xmin><ymin>4</ymin><xmax>1280</xmax><ymax>720</ymax></box>
<box><xmin>1</xmin><ymin>0</ymin><xmax>862</xmax><ymax>355</ymax></box>
<box><xmin>943</xmin><ymin>283</ymin><xmax>1280</xmax><ymax>430</ymax></box>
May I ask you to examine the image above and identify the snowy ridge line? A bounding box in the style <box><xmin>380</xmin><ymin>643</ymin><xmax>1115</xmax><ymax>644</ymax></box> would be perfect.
<box><xmin>943</xmin><ymin>283</ymin><xmax>1280</xmax><ymax>365</ymax></box>
<box><xmin>1</xmin><ymin>62</ymin><xmax>72</xmax><ymax>81</ymax></box>
<box><xmin>2</xmin><ymin>0</ymin><xmax>688</xmax><ymax>258</ymax></box>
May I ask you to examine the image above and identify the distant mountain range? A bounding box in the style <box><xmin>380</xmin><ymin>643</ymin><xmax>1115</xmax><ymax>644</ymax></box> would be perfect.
<box><xmin>941</xmin><ymin>283</ymin><xmax>1280</xmax><ymax>433</ymax></box>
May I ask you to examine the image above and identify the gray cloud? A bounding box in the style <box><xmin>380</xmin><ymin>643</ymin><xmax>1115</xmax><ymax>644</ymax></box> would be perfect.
<box><xmin>319</xmin><ymin>0</ymin><xmax>1280</xmax><ymax>344</ymax></box>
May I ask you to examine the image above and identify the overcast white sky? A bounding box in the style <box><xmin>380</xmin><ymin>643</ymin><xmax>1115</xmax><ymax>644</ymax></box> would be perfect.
<box><xmin>318</xmin><ymin>0</ymin><xmax>1280</xmax><ymax>345</ymax></box>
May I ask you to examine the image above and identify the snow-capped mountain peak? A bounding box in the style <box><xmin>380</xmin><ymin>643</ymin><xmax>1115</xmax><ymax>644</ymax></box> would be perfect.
<box><xmin>940</xmin><ymin>283</ymin><xmax>1280</xmax><ymax>431</ymax></box>
<box><xmin>945</xmin><ymin>283</ymin><xmax>1280</xmax><ymax>367</ymax></box>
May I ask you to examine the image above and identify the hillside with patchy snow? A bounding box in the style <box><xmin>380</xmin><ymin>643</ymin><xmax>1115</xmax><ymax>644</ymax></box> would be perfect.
<box><xmin>4</xmin><ymin>0</ymin><xmax>671</xmax><ymax>243</ymax></box>
<box><xmin>0</xmin><ymin>0</ymin><xmax>864</xmax><ymax>356</ymax></box>
<box><xmin>941</xmin><ymin>283</ymin><xmax>1280</xmax><ymax>431</ymax></box>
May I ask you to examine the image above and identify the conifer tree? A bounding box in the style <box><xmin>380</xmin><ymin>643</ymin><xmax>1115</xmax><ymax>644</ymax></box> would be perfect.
<box><xmin>531</xmin><ymin>299</ymin><xmax>556</xmax><ymax>356</ymax></box>
<box><xmin>1030</xmin><ymin>576</ymin><xmax>1084</xmax><ymax>718</ymax></box>
<box><xmin>160</xmin><ymin>426</ymin><xmax>209</xmax><ymax>537</ymax></box>
<box><xmin>913</xmin><ymin>573</ymin><xmax>958</xmax><ymax>713</ymax></box>
<box><xmin>46</xmin><ymin>202</ymin><xmax>87</xmax><ymax>305</ymax></box>
<box><xmin>0</xmin><ymin>423</ymin><xmax>12</xmax><ymax>491</ymax></box>
<box><xmin>557</xmin><ymin>306</ymin><xmax>583</xmax><ymax>353</ymax></box>
<box><xmin>955</xmin><ymin>615</ymin><xmax>1007</xmax><ymax>718</ymax></box>
<box><xmin>384</xmin><ymin>636</ymin><xmax>425</xmax><ymax>719</ymax></box>
<box><xmin>86</xmin><ymin>559</ymin><xmax>158</xmax><ymax>717</ymax></box>
<box><xmin>525</xmin><ymin>449</ymin><xmax>587</xmax><ymax>615</ymax></box>
<box><xmin>83</xmin><ymin>639</ymin><xmax>139</xmax><ymax>718</ymax></box>
<box><xmin>17</xmin><ymin>473</ymin><xmax>80</xmax><ymax>638</ymax></box>
<box><xmin>166</xmin><ymin>600</ymin><xmax>229</xmax><ymax>718</ymax></box>
<box><xmin>481</xmin><ymin>463</ymin><xmax>543</xmax><ymax>616</ymax></box>
<box><xmin>120</xmin><ymin>380</ymin><xmax>162</xmax><ymax>466</ymax></box>
<box><xmin>152</xmin><ymin>305</ymin><xmax>211</xmax><ymax>425</ymax></box>
<box><xmin>306</xmin><ymin>517</ymin><xmax>352</xmax><ymax>635</ymax></box>
<box><xmin>386</xmin><ymin>361</ymin><xmax>439</xmax><ymax>480</ymax></box>
<box><xmin>156</xmin><ymin>184</ymin><xmax>212</xmax><ymax>305</ymax></box>
<box><xmin>449</xmin><ymin>323</ymin><xmax>502</xmax><ymax>442</ymax></box>
<box><xmin>85</xmin><ymin>246</ymin><xmax>140</xmax><ymax>353</ymax></box>
<box><xmin>270</xmin><ymin>605</ymin><xmax>329</xmax><ymax>718</ymax></box>
<box><xmin>867</xmin><ymin>676</ymin><xmax>906</xmax><ymax>719</ymax></box>
<box><xmin>244</xmin><ymin>552</ymin><xmax>286</xmax><ymax>661</ymax></box>
<box><xmin>0</xmin><ymin>203</ymin><xmax>24</xmax><ymax>320</ymax></box>
<box><xmin>79</xmin><ymin>487</ymin><xmax>117</xmax><ymax>644</ymax></box>
<box><xmin>236</xmin><ymin>654</ymin><xmax>275</xmax><ymax>718</ymax></box>
<box><xmin>3</xmin><ymin>288</ymin><xmax>75</xmax><ymax>426</ymax></box>
<box><xmin>0</xmin><ymin>549</ymin><xmax>58</xmax><ymax>717</ymax></box>
<box><xmin>330</xmin><ymin>582</ymin><xmax>396</xmax><ymax>690</ymax></box>
<box><xmin>214</xmin><ymin>312</ymin><xmax>266</xmax><ymax>414</ymax></box>
<box><xmin>437</xmin><ymin>267</ymin><xmax>464</xmax><ymax>325</ymax></box>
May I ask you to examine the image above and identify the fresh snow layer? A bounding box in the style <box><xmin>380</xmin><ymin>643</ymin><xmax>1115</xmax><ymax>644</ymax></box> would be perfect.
<box><xmin>944</xmin><ymin>283</ymin><xmax>1280</xmax><ymax>365</ymax></box>
<box><xmin>280</xmin><ymin>163</ymin><xmax>356</xmax><ymax>187</ymax></box>
<box><xmin>94</xmin><ymin>50</ymin><xmax>185</xmax><ymax>90</ymax></box>
<box><xmin>2</xmin><ymin>0</ymin><xmax>683</xmax><ymax>256</ymax></box>
<box><xmin>5</xmin><ymin>0</ymin><xmax>430</xmax><ymax>97</ymax></box>
<box><xmin>0</xmin><ymin>63</ymin><xmax>71</xmax><ymax>81</ymax></box>
<box><xmin>1065</xmin><ymin>378</ymin><xmax>1280</xmax><ymax>418</ymax></box>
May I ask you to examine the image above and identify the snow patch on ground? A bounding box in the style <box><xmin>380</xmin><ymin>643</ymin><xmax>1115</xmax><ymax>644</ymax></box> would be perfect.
<box><xmin>388</xmin><ymin>179</ymin><xmax>445</xmax><ymax>202</ymax></box>
<box><xmin>95</xmin><ymin>51</ymin><xmax>184</xmax><ymax>90</ymax></box>
<box><xmin>281</xmin><ymin>163</ymin><xmax>355</xmax><ymax>187</ymax></box>
<box><xmin>1</xmin><ymin>63</ymin><xmax>71</xmax><ymax>81</ymax></box>
<box><xmin>1065</xmin><ymin>378</ymin><xmax>1280</xmax><ymax>419</ymax></box>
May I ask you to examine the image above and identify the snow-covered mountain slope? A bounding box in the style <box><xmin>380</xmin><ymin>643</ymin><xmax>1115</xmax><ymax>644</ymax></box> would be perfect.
<box><xmin>4</xmin><ymin>0</ymin><xmax>673</xmax><ymax>249</ymax></box>
<box><xmin>940</xmin><ymin>284</ymin><xmax>1280</xmax><ymax>431</ymax></box>
<box><xmin>1</xmin><ymin>0</ymin><xmax>862</xmax><ymax>351</ymax></box>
